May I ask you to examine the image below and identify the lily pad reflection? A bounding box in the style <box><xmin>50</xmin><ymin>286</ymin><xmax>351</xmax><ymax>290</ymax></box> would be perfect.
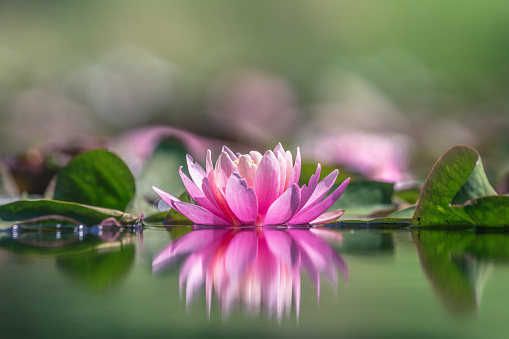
<box><xmin>0</xmin><ymin>226</ymin><xmax>138</xmax><ymax>293</ymax></box>
<box><xmin>411</xmin><ymin>229</ymin><xmax>509</xmax><ymax>314</ymax></box>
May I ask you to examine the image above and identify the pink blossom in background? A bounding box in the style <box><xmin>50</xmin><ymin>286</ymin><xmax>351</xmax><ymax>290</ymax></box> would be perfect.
<box><xmin>153</xmin><ymin>143</ymin><xmax>349</xmax><ymax>226</ymax></box>
<box><xmin>152</xmin><ymin>227</ymin><xmax>348</xmax><ymax>320</ymax></box>
<box><xmin>303</xmin><ymin>132</ymin><xmax>412</xmax><ymax>183</ymax></box>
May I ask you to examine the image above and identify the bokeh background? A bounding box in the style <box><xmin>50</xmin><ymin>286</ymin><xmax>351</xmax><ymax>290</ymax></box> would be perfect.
<box><xmin>1</xmin><ymin>0</ymin><xmax>509</xmax><ymax>196</ymax></box>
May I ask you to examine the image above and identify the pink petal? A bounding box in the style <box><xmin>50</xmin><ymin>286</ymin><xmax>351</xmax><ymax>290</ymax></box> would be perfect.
<box><xmin>222</xmin><ymin>145</ymin><xmax>237</xmax><ymax>161</ymax></box>
<box><xmin>152</xmin><ymin>186</ymin><xmax>179</xmax><ymax>207</ymax></box>
<box><xmin>283</xmin><ymin>151</ymin><xmax>293</xmax><ymax>190</ymax></box>
<box><xmin>216</xmin><ymin>151</ymin><xmax>238</xmax><ymax>193</ymax></box>
<box><xmin>249</xmin><ymin>151</ymin><xmax>263</xmax><ymax>165</ymax></box>
<box><xmin>263</xmin><ymin>184</ymin><xmax>300</xmax><ymax>225</ymax></box>
<box><xmin>277</xmin><ymin>152</ymin><xmax>287</xmax><ymax>195</ymax></box>
<box><xmin>174</xmin><ymin>201</ymin><xmax>231</xmax><ymax>225</ymax></box>
<box><xmin>186</xmin><ymin>155</ymin><xmax>207</xmax><ymax>189</ymax></box>
<box><xmin>224</xmin><ymin>231</ymin><xmax>258</xmax><ymax>279</ymax></box>
<box><xmin>273</xmin><ymin>142</ymin><xmax>285</xmax><ymax>157</ymax></box>
<box><xmin>310</xmin><ymin>209</ymin><xmax>345</xmax><ymax>225</ymax></box>
<box><xmin>225</xmin><ymin>173</ymin><xmax>258</xmax><ymax>224</ymax></box>
<box><xmin>207</xmin><ymin>150</ymin><xmax>238</xmax><ymax>224</ymax></box>
<box><xmin>288</xmin><ymin>178</ymin><xmax>350</xmax><ymax>225</ymax></box>
<box><xmin>301</xmin><ymin>169</ymin><xmax>339</xmax><ymax>210</ymax></box>
<box><xmin>237</xmin><ymin>154</ymin><xmax>256</xmax><ymax>187</ymax></box>
<box><xmin>298</xmin><ymin>164</ymin><xmax>321</xmax><ymax>211</ymax></box>
<box><xmin>179</xmin><ymin>167</ymin><xmax>226</xmax><ymax>219</ymax></box>
<box><xmin>254</xmin><ymin>150</ymin><xmax>281</xmax><ymax>217</ymax></box>
<box><xmin>288</xmin><ymin>147</ymin><xmax>301</xmax><ymax>187</ymax></box>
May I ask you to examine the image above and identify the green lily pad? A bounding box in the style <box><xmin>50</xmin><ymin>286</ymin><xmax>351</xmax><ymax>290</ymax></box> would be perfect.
<box><xmin>459</xmin><ymin>195</ymin><xmax>509</xmax><ymax>227</ymax></box>
<box><xmin>53</xmin><ymin>149</ymin><xmax>136</xmax><ymax>211</ymax></box>
<box><xmin>0</xmin><ymin>199</ymin><xmax>137</xmax><ymax>229</ymax></box>
<box><xmin>332</xmin><ymin>180</ymin><xmax>395</xmax><ymax>216</ymax></box>
<box><xmin>332</xmin><ymin>218</ymin><xmax>410</xmax><ymax>229</ymax></box>
<box><xmin>411</xmin><ymin>146</ymin><xmax>496</xmax><ymax>226</ymax></box>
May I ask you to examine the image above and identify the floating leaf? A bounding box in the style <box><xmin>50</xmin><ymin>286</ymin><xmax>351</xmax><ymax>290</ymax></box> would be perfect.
<box><xmin>411</xmin><ymin>146</ymin><xmax>496</xmax><ymax>226</ymax></box>
<box><xmin>53</xmin><ymin>149</ymin><xmax>135</xmax><ymax>211</ymax></box>
<box><xmin>331</xmin><ymin>181</ymin><xmax>395</xmax><ymax>216</ymax></box>
<box><xmin>0</xmin><ymin>199</ymin><xmax>137</xmax><ymax>229</ymax></box>
<box><xmin>394</xmin><ymin>185</ymin><xmax>421</xmax><ymax>204</ymax></box>
<box><xmin>457</xmin><ymin>195</ymin><xmax>509</xmax><ymax>227</ymax></box>
<box><xmin>300</xmin><ymin>163</ymin><xmax>357</xmax><ymax>186</ymax></box>
<box><xmin>331</xmin><ymin>218</ymin><xmax>410</xmax><ymax>229</ymax></box>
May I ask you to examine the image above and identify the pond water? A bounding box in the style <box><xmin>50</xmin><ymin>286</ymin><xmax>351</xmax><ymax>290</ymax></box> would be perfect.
<box><xmin>1</xmin><ymin>226</ymin><xmax>508</xmax><ymax>339</ymax></box>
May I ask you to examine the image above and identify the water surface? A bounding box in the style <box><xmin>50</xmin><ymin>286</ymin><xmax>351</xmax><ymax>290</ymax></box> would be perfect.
<box><xmin>1</xmin><ymin>226</ymin><xmax>508</xmax><ymax>339</ymax></box>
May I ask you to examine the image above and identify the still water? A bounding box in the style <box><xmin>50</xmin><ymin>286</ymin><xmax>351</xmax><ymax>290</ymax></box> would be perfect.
<box><xmin>1</xmin><ymin>225</ymin><xmax>508</xmax><ymax>339</ymax></box>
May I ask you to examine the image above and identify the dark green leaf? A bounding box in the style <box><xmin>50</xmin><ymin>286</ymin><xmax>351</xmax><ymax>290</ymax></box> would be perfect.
<box><xmin>54</xmin><ymin>149</ymin><xmax>135</xmax><ymax>211</ymax></box>
<box><xmin>331</xmin><ymin>218</ymin><xmax>410</xmax><ymax>229</ymax></box>
<box><xmin>331</xmin><ymin>181</ymin><xmax>395</xmax><ymax>216</ymax></box>
<box><xmin>411</xmin><ymin>146</ymin><xmax>496</xmax><ymax>226</ymax></box>
<box><xmin>0</xmin><ymin>199</ymin><xmax>137</xmax><ymax>228</ymax></box>
<box><xmin>300</xmin><ymin>163</ymin><xmax>358</xmax><ymax>187</ymax></box>
<box><xmin>460</xmin><ymin>195</ymin><xmax>509</xmax><ymax>227</ymax></box>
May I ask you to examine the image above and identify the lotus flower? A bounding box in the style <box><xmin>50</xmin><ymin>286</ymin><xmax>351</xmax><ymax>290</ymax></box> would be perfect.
<box><xmin>152</xmin><ymin>227</ymin><xmax>348</xmax><ymax>320</ymax></box>
<box><xmin>153</xmin><ymin>143</ymin><xmax>350</xmax><ymax>226</ymax></box>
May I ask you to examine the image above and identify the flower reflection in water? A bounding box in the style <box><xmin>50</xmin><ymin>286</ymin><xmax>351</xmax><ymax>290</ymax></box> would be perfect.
<box><xmin>153</xmin><ymin>226</ymin><xmax>348</xmax><ymax>320</ymax></box>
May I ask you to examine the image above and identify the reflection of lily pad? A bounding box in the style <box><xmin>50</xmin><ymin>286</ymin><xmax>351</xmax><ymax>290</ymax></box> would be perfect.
<box><xmin>0</xmin><ymin>232</ymin><xmax>102</xmax><ymax>256</ymax></box>
<box><xmin>56</xmin><ymin>243</ymin><xmax>135</xmax><ymax>293</ymax></box>
<box><xmin>413</xmin><ymin>230</ymin><xmax>494</xmax><ymax>314</ymax></box>
<box><xmin>338</xmin><ymin>231</ymin><xmax>394</xmax><ymax>256</ymax></box>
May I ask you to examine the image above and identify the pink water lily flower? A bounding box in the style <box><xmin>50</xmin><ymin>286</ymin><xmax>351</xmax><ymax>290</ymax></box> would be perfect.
<box><xmin>153</xmin><ymin>143</ymin><xmax>350</xmax><ymax>226</ymax></box>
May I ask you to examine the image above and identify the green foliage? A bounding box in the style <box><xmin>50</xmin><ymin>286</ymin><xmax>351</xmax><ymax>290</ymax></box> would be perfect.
<box><xmin>413</xmin><ymin>230</ymin><xmax>480</xmax><ymax>313</ymax></box>
<box><xmin>338</xmin><ymin>231</ymin><xmax>394</xmax><ymax>256</ymax></box>
<box><xmin>54</xmin><ymin>149</ymin><xmax>136</xmax><ymax>211</ymax></box>
<box><xmin>0</xmin><ymin>199</ymin><xmax>137</xmax><ymax>228</ymax></box>
<box><xmin>332</xmin><ymin>181</ymin><xmax>395</xmax><ymax>216</ymax></box>
<box><xmin>0</xmin><ymin>232</ymin><xmax>102</xmax><ymax>256</ymax></box>
<box><xmin>166</xmin><ymin>225</ymin><xmax>194</xmax><ymax>239</ymax></box>
<box><xmin>137</xmin><ymin>138</ymin><xmax>187</xmax><ymax>200</ymax></box>
<box><xmin>460</xmin><ymin>196</ymin><xmax>509</xmax><ymax>227</ymax></box>
<box><xmin>56</xmin><ymin>243</ymin><xmax>135</xmax><ymax>293</ymax></box>
<box><xmin>411</xmin><ymin>146</ymin><xmax>497</xmax><ymax>226</ymax></box>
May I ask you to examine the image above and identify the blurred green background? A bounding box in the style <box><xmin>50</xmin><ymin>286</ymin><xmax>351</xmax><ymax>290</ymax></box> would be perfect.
<box><xmin>1</xmin><ymin>0</ymin><xmax>509</xmax><ymax>186</ymax></box>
